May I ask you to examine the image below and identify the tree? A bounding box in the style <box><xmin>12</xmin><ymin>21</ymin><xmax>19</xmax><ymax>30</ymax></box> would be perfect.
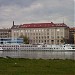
<box><xmin>23</xmin><ymin>36</ymin><xmax>29</xmax><ymax>44</ymax></box>
<box><xmin>61</xmin><ymin>37</ymin><xmax>65</xmax><ymax>44</ymax></box>
<box><xmin>19</xmin><ymin>35</ymin><xmax>29</xmax><ymax>44</ymax></box>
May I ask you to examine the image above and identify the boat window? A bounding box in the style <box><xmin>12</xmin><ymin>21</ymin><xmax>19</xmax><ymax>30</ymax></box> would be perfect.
<box><xmin>71</xmin><ymin>46</ymin><xmax>75</xmax><ymax>47</ymax></box>
<box><xmin>72</xmin><ymin>48</ymin><xmax>75</xmax><ymax>49</ymax></box>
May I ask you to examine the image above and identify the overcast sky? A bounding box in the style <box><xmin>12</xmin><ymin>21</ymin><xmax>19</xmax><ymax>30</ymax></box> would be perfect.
<box><xmin>0</xmin><ymin>0</ymin><xmax>74</xmax><ymax>28</ymax></box>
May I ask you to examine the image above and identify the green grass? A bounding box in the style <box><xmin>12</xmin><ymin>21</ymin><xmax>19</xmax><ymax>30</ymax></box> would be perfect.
<box><xmin>0</xmin><ymin>57</ymin><xmax>75</xmax><ymax>75</ymax></box>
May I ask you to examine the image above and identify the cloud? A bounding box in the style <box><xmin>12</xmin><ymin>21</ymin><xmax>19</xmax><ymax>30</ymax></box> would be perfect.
<box><xmin>0</xmin><ymin>0</ymin><xmax>74</xmax><ymax>28</ymax></box>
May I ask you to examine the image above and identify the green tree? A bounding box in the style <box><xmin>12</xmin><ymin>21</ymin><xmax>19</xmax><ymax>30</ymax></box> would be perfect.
<box><xmin>19</xmin><ymin>35</ymin><xmax>29</xmax><ymax>44</ymax></box>
<box><xmin>61</xmin><ymin>37</ymin><xmax>65</xmax><ymax>44</ymax></box>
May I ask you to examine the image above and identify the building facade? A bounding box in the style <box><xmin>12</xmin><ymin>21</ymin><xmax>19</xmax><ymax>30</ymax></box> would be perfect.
<box><xmin>69</xmin><ymin>28</ymin><xmax>75</xmax><ymax>44</ymax></box>
<box><xmin>74</xmin><ymin>33</ymin><xmax>75</xmax><ymax>44</ymax></box>
<box><xmin>0</xmin><ymin>29</ymin><xmax>11</xmax><ymax>38</ymax></box>
<box><xmin>11</xmin><ymin>22</ymin><xmax>69</xmax><ymax>44</ymax></box>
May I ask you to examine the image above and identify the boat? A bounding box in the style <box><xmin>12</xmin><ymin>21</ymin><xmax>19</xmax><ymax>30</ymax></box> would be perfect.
<box><xmin>0</xmin><ymin>47</ymin><xmax>3</xmax><ymax>50</ymax></box>
<box><xmin>0</xmin><ymin>44</ymin><xmax>75</xmax><ymax>51</ymax></box>
<box><xmin>0</xmin><ymin>47</ymin><xmax>3</xmax><ymax>56</ymax></box>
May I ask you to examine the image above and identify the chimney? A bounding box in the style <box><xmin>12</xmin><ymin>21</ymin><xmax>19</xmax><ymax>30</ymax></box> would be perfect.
<box><xmin>51</xmin><ymin>22</ymin><xmax>53</xmax><ymax>24</ymax></box>
<box><xmin>13</xmin><ymin>21</ymin><xmax>14</xmax><ymax>26</ymax></box>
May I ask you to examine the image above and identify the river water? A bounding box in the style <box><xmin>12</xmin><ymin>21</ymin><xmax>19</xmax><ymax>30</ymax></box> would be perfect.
<box><xmin>0</xmin><ymin>50</ymin><xmax>75</xmax><ymax>60</ymax></box>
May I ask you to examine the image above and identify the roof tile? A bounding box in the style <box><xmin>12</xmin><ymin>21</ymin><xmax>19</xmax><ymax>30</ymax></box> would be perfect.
<box><xmin>11</xmin><ymin>22</ymin><xmax>68</xmax><ymax>29</ymax></box>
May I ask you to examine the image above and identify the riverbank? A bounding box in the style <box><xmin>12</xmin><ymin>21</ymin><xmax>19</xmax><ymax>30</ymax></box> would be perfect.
<box><xmin>0</xmin><ymin>58</ymin><xmax>75</xmax><ymax>75</ymax></box>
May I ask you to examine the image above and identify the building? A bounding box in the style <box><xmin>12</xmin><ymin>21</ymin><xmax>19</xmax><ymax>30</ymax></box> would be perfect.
<box><xmin>11</xmin><ymin>22</ymin><xmax>69</xmax><ymax>45</ymax></box>
<box><xmin>69</xmin><ymin>27</ymin><xmax>75</xmax><ymax>44</ymax></box>
<box><xmin>0</xmin><ymin>38</ymin><xmax>23</xmax><ymax>44</ymax></box>
<box><xmin>74</xmin><ymin>33</ymin><xmax>75</xmax><ymax>44</ymax></box>
<box><xmin>0</xmin><ymin>29</ymin><xmax>11</xmax><ymax>38</ymax></box>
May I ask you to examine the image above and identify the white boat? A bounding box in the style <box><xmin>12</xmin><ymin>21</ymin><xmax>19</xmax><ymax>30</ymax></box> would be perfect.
<box><xmin>0</xmin><ymin>47</ymin><xmax>3</xmax><ymax>50</ymax></box>
<box><xmin>0</xmin><ymin>47</ymin><xmax>3</xmax><ymax>57</ymax></box>
<box><xmin>0</xmin><ymin>44</ymin><xmax>75</xmax><ymax>51</ymax></box>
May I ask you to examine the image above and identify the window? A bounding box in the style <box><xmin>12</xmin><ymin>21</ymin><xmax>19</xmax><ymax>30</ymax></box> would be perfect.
<box><xmin>61</xmin><ymin>36</ymin><xmax>63</xmax><ymax>38</ymax></box>
<box><xmin>57</xmin><ymin>29</ymin><xmax>60</xmax><ymax>31</ymax></box>
<box><xmin>51</xmin><ymin>40</ymin><xmax>54</xmax><ymax>42</ymax></box>
<box><xmin>42</xmin><ymin>29</ymin><xmax>44</xmax><ymax>32</ymax></box>
<box><xmin>36</xmin><ymin>30</ymin><xmax>38</xmax><ymax>32</ymax></box>
<box><xmin>39</xmin><ymin>40</ymin><xmax>40</xmax><ymax>43</ymax></box>
<box><xmin>44</xmin><ymin>36</ymin><xmax>46</xmax><ymax>39</ymax></box>
<box><xmin>21</xmin><ymin>30</ymin><xmax>24</xmax><ymax>33</ymax></box>
<box><xmin>44</xmin><ymin>40</ymin><xmax>46</xmax><ymax>42</ymax></box>
<box><xmin>28</xmin><ymin>30</ymin><xmax>30</xmax><ymax>32</ymax></box>
<box><xmin>47</xmin><ymin>40</ymin><xmax>49</xmax><ymax>42</ymax></box>
<box><xmin>51</xmin><ymin>32</ymin><xmax>54</xmax><ymax>35</ymax></box>
<box><xmin>51</xmin><ymin>40</ymin><xmax>54</xmax><ymax>44</ymax></box>
<box><xmin>57</xmin><ymin>36</ymin><xmax>59</xmax><ymax>38</ymax></box>
<box><xmin>57</xmin><ymin>32</ymin><xmax>59</xmax><ymax>35</ymax></box>
<box><xmin>47</xmin><ymin>33</ymin><xmax>49</xmax><ymax>35</ymax></box>
<box><xmin>33</xmin><ymin>33</ymin><xmax>35</xmax><ymax>35</ymax></box>
<box><xmin>33</xmin><ymin>37</ymin><xmax>35</xmax><ymax>39</ymax></box>
<box><xmin>36</xmin><ymin>37</ymin><xmax>38</xmax><ymax>39</ymax></box>
<box><xmin>57</xmin><ymin>40</ymin><xmax>59</xmax><ymax>42</ymax></box>
<box><xmin>39</xmin><ymin>37</ymin><xmax>40</xmax><ymax>39</ymax></box>
<box><xmin>42</xmin><ymin>40</ymin><xmax>43</xmax><ymax>43</ymax></box>
<box><xmin>47</xmin><ymin>29</ymin><xmax>49</xmax><ymax>31</ymax></box>
<box><xmin>36</xmin><ymin>33</ymin><xmax>38</xmax><ymax>35</ymax></box>
<box><xmin>39</xmin><ymin>30</ymin><xmax>41</xmax><ymax>32</ymax></box>
<box><xmin>47</xmin><ymin>36</ymin><xmax>49</xmax><ymax>39</ymax></box>
<box><xmin>34</xmin><ymin>30</ymin><xmax>35</xmax><ymax>32</ymax></box>
<box><xmin>39</xmin><ymin>33</ymin><xmax>40</xmax><ymax>35</ymax></box>
<box><xmin>61</xmin><ymin>32</ymin><xmax>63</xmax><ymax>35</ymax></box>
<box><xmin>42</xmin><ymin>36</ymin><xmax>43</xmax><ymax>39</ymax></box>
<box><xmin>51</xmin><ymin>36</ymin><xmax>54</xmax><ymax>39</ymax></box>
<box><xmin>26</xmin><ymin>30</ymin><xmax>27</xmax><ymax>33</ymax></box>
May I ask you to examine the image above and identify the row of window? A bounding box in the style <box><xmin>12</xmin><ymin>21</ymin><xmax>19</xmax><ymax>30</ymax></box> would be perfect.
<box><xmin>31</xmin><ymin>40</ymin><xmax>63</xmax><ymax>42</ymax></box>
<box><xmin>21</xmin><ymin>31</ymin><xmax>63</xmax><ymax>35</ymax></box>
<box><xmin>32</xmin><ymin>36</ymin><xmax>63</xmax><ymax>39</ymax></box>
<box><xmin>13</xmin><ymin>32</ymin><xmax>64</xmax><ymax>38</ymax></box>
<box><xmin>13</xmin><ymin>28</ymin><xmax>64</xmax><ymax>34</ymax></box>
<box><xmin>3</xmin><ymin>47</ymin><xmax>65</xmax><ymax>50</ymax></box>
<box><xmin>2</xmin><ymin>45</ymin><xmax>36</xmax><ymax>47</ymax></box>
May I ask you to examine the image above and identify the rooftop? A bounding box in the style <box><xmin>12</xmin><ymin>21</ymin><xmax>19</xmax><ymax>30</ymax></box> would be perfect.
<box><xmin>0</xmin><ymin>29</ymin><xmax>11</xmax><ymax>32</ymax></box>
<box><xmin>11</xmin><ymin>22</ymin><xmax>69</xmax><ymax>29</ymax></box>
<box><xmin>69</xmin><ymin>27</ymin><xmax>75</xmax><ymax>32</ymax></box>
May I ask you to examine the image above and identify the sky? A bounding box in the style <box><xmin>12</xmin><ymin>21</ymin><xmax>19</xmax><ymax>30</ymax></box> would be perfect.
<box><xmin>0</xmin><ymin>0</ymin><xmax>74</xmax><ymax>28</ymax></box>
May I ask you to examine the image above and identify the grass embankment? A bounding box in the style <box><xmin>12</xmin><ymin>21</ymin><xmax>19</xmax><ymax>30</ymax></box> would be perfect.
<box><xmin>0</xmin><ymin>58</ymin><xmax>75</xmax><ymax>75</ymax></box>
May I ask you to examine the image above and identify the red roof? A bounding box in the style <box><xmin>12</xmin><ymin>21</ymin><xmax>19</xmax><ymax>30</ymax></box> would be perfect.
<box><xmin>69</xmin><ymin>27</ymin><xmax>75</xmax><ymax>31</ymax></box>
<box><xmin>19</xmin><ymin>22</ymin><xmax>68</xmax><ymax>28</ymax></box>
<box><xmin>70</xmin><ymin>27</ymin><xmax>75</xmax><ymax>30</ymax></box>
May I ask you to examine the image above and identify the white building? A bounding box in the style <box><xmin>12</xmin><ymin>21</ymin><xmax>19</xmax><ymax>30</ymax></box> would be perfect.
<box><xmin>11</xmin><ymin>22</ymin><xmax>69</xmax><ymax>44</ymax></box>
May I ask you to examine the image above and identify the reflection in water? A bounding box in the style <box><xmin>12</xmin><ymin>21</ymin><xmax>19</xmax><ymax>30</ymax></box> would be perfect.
<box><xmin>0</xmin><ymin>50</ymin><xmax>75</xmax><ymax>60</ymax></box>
